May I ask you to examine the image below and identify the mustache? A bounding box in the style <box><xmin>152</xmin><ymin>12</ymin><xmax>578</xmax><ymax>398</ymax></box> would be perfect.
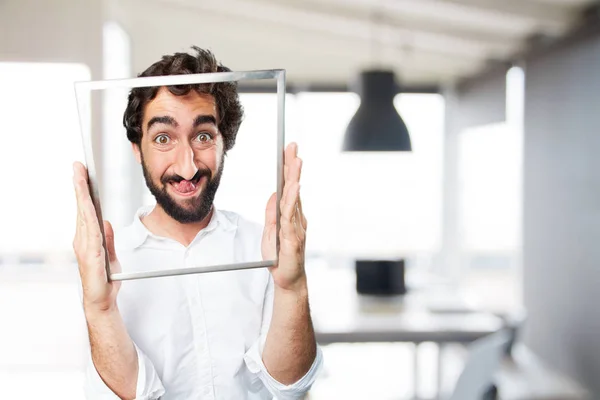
<box><xmin>161</xmin><ymin>168</ymin><xmax>212</xmax><ymax>185</ymax></box>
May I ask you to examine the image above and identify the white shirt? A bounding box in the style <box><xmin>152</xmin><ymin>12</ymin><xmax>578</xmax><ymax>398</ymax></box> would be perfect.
<box><xmin>83</xmin><ymin>206</ymin><xmax>323</xmax><ymax>399</ymax></box>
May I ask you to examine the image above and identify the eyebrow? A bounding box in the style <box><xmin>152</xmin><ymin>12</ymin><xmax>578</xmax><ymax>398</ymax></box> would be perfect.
<box><xmin>146</xmin><ymin>114</ymin><xmax>217</xmax><ymax>133</ymax></box>
<box><xmin>193</xmin><ymin>115</ymin><xmax>217</xmax><ymax>128</ymax></box>
<box><xmin>147</xmin><ymin>116</ymin><xmax>178</xmax><ymax>131</ymax></box>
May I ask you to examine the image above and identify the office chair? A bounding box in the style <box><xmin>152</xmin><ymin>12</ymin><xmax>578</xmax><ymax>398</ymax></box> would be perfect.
<box><xmin>447</xmin><ymin>329</ymin><xmax>511</xmax><ymax>400</ymax></box>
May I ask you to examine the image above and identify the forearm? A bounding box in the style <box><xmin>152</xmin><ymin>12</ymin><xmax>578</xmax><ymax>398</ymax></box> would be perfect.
<box><xmin>262</xmin><ymin>281</ymin><xmax>317</xmax><ymax>385</ymax></box>
<box><xmin>85</xmin><ymin>306</ymin><xmax>138</xmax><ymax>399</ymax></box>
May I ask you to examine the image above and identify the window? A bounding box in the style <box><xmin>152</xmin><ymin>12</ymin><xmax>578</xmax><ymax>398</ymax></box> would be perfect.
<box><xmin>0</xmin><ymin>62</ymin><xmax>90</xmax><ymax>260</ymax></box>
<box><xmin>0</xmin><ymin>61</ymin><xmax>91</xmax><ymax>398</ymax></box>
<box><xmin>456</xmin><ymin>66</ymin><xmax>525</xmax><ymax>312</ymax></box>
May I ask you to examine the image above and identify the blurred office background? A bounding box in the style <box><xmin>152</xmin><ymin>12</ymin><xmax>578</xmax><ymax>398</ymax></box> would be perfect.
<box><xmin>0</xmin><ymin>0</ymin><xmax>599</xmax><ymax>399</ymax></box>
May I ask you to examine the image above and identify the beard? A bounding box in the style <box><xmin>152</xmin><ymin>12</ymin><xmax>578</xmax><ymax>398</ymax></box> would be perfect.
<box><xmin>141</xmin><ymin>152</ymin><xmax>224</xmax><ymax>224</ymax></box>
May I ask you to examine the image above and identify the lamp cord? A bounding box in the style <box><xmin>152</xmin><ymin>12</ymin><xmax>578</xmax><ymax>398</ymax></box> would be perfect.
<box><xmin>370</xmin><ymin>6</ymin><xmax>384</xmax><ymax>70</ymax></box>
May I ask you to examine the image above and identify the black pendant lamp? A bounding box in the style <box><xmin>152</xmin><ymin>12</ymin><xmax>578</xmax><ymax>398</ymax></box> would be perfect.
<box><xmin>342</xmin><ymin>69</ymin><xmax>412</xmax><ymax>151</ymax></box>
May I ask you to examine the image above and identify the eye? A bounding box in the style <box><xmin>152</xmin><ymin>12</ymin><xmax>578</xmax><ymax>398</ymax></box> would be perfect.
<box><xmin>154</xmin><ymin>134</ymin><xmax>170</xmax><ymax>145</ymax></box>
<box><xmin>196</xmin><ymin>132</ymin><xmax>213</xmax><ymax>143</ymax></box>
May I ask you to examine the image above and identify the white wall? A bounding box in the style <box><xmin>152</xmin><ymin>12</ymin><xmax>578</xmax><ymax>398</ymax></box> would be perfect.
<box><xmin>439</xmin><ymin>67</ymin><xmax>508</xmax><ymax>282</ymax></box>
<box><xmin>0</xmin><ymin>0</ymin><xmax>103</xmax><ymax>75</ymax></box>
<box><xmin>0</xmin><ymin>0</ymin><xmax>105</xmax><ymax>191</ymax></box>
<box><xmin>523</xmin><ymin>30</ymin><xmax>600</xmax><ymax>396</ymax></box>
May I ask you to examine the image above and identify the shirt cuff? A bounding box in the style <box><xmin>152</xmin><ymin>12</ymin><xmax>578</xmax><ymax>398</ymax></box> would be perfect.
<box><xmin>134</xmin><ymin>343</ymin><xmax>166</xmax><ymax>400</ymax></box>
<box><xmin>243</xmin><ymin>338</ymin><xmax>324</xmax><ymax>400</ymax></box>
<box><xmin>84</xmin><ymin>342</ymin><xmax>165</xmax><ymax>400</ymax></box>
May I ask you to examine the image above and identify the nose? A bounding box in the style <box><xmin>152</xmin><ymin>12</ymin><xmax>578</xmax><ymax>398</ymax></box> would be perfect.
<box><xmin>173</xmin><ymin>143</ymin><xmax>198</xmax><ymax>181</ymax></box>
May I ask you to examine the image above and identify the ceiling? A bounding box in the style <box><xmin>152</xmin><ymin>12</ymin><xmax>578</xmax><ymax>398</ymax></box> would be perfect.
<box><xmin>114</xmin><ymin>0</ymin><xmax>597</xmax><ymax>89</ymax></box>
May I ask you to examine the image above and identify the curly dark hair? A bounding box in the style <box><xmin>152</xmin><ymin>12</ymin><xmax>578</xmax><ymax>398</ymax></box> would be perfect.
<box><xmin>123</xmin><ymin>46</ymin><xmax>243</xmax><ymax>152</ymax></box>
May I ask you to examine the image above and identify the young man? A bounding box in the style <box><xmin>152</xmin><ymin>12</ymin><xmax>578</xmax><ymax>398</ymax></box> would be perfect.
<box><xmin>72</xmin><ymin>46</ymin><xmax>322</xmax><ymax>399</ymax></box>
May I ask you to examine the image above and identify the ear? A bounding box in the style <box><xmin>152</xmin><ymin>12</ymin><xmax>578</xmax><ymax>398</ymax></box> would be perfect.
<box><xmin>132</xmin><ymin>142</ymin><xmax>142</xmax><ymax>164</ymax></box>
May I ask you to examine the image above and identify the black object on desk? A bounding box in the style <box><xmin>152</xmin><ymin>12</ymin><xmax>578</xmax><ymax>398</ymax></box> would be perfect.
<box><xmin>355</xmin><ymin>259</ymin><xmax>407</xmax><ymax>295</ymax></box>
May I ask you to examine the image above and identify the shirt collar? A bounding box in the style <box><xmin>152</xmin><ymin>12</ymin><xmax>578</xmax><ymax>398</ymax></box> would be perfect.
<box><xmin>127</xmin><ymin>205</ymin><xmax>237</xmax><ymax>250</ymax></box>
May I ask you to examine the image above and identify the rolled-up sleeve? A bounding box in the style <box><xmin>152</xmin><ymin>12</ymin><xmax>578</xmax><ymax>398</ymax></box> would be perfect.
<box><xmin>76</xmin><ymin>276</ymin><xmax>165</xmax><ymax>400</ymax></box>
<box><xmin>244</xmin><ymin>338</ymin><xmax>323</xmax><ymax>400</ymax></box>
<box><xmin>243</xmin><ymin>274</ymin><xmax>324</xmax><ymax>399</ymax></box>
<box><xmin>83</xmin><ymin>342</ymin><xmax>165</xmax><ymax>400</ymax></box>
<box><xmin>83</xmin><ymin>341</ymin><xmax>165</xmax><ymax>400</ymax></box>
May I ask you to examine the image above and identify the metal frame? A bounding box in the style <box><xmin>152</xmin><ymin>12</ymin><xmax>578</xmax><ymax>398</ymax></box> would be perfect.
<box><xmin>74</xmin><ymin>69</ymin><xmax>286</xmax><ymax>281</ymax></box>
<box><xmin>237</xmin><ymin>82</ymin><xmax>440</xmax><ymax>94</ymax></box>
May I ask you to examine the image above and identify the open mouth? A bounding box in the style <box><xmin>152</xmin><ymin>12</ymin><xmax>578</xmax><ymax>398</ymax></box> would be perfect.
<box><xmin>169</xmin><ymin>176</ymin><xmax>204</xmax><ymax>197</ymax></box>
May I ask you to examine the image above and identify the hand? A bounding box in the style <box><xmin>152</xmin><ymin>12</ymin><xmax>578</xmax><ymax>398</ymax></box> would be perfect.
<box><xmin>262</xmin><ymin>143</ymin><xmax>308</xmax><ymax>293</ymax></box>
<box><xmin>72</xmin><ymin>162</ymin><xmax>122</xmax><ymax>315</ymax></box>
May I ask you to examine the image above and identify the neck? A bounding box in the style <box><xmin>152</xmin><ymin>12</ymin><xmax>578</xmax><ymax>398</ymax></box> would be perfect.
<box><xmin>141</xmin><ymin>204</ymin><xmax>214</xmax><ymax>247</ymax></box>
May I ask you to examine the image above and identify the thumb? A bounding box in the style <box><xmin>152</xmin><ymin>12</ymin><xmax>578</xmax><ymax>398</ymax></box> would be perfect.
<box><xmin>103</xmin><ymin>220</ymin><xmax>117</xmax><ymax>263</ymax></box>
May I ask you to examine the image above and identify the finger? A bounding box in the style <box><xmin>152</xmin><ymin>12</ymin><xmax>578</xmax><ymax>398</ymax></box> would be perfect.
<box><xmin>285</xmin><ymin>142</ymin><xmax>297</xmax><ymax>162</ymax></box>
<box><xmin>73</xmin><ymin>169</ymin><xmax>82</xmax><ymax>233</ymax></box>
<box><xmin>279</xmin><ymin>147</ymin><xmax>299</xmax><ymax>225</ymax></box>
<box><xmin>297</xmin><ymin>195</ymin><xmax>307</xmax><ymax>231</ymax></box>
<box><xmin>295</xmin><ymin>157</ymin><xmax>302</xmax><ymax>184</ymax></box>
<box><xmin>103</xmin><ymin>220</ymin><xmax>122</xmax><ymax>275</ymax></box>
<box><xmin>280</xmin><ymin>164</ymin><xmax>292</xmax><ymax>213</ymax></box>
<box><xmin>284</xmin><ymin>143</ymin><xmax>297</xmax><ymax>181</ymax></box>
<box><xmin>73</xmin><ymin>163</ymin><xmax>84</xmax><ymax>214</ymax></box>
<box><xmin>73</xmin><ymin>163</ymin><xmax>89</xmax><ymax>214</ymax></box>
<box><xmin>294</xmin><ymin>203</ymin><xmax>305</xmax><ymax>242</ymax></box>
<box><xmin>73</xmin><ymin>162</ymin><xmax>89</xmax><ymax>188</ymax></box>
<box><xmin>73</xmin><ymin>164</ymin><xmax>98</xmax><ymax>231</ymax></box>
<box><xmin>73</xmin><ymin>163</ymin><xmax>103</xmax><ymax>249</ymax></box>
<box><xmin>73</xmin><ymin>172</ymin><xmax>102</xmax><ymax>250</ymax></box>
<box><xmin>285</xmin><ymin>157</ymin><xmax>302</xmax><ymax>195</ymax></box>
<box><xmin>76</xmin><ymin>179</ymin><xmax>97</xmax><ymax>228</ymax></box>
<box><xmin>280</xmin><ymin>182</ymin><xmax>300</xmax><ymax>244</ymax></box>
<box><xmin>294</xmin><ymin>186</ymin><xmax>306</xmax><ymax>238</ymax></box>
<box><xmin>282</xmin><ymin>143</ymin><xmax>299</xmax><ymax>212</ymax></box>
<box><xmin>103</xmin><ymin>221</ymin><xmax>116</xmax><ymax>263</ymax></box>
<box><xmin>264</xmin><ymin>192</ymin><xmax>277</xmax><ymax>226</ymax></box>
<box><xmin>73</xmin><ymin>166</ymin><xmax>88</xmax><ymax>250</ymax></box>
<box><xmin>73</xmin><ymin>161</ymin><xmax>86</xmax><ymax>174</ymax></box>
<box><xmin>291</xmin><ymin>154</ymin><xmax>306</xmax><ymax>230</ymax></box>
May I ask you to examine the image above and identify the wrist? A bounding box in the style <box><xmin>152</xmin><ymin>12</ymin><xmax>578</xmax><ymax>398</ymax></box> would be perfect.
<box><xmin>84</xmin><ymin>301</ymin><xmax>120</xmax><ymax>321</ymax></box>
<box><xmin>274</xmin><ymin>278</ymin><xmax>309</xmax><ymax>300</ymax></box>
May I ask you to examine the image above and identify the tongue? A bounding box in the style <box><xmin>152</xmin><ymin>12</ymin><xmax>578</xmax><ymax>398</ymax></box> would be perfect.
<box><xmin>173</xmin><ymin>180</ymin><xmax>196</xmax><ymax>193</ymax></box>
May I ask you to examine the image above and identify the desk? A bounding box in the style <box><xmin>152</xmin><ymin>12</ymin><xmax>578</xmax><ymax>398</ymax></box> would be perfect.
<box><xmin>307</xmin><ymin>260</ymin><xmax>505</xmax><ymax>399</ymax></box>
<box><xmin>314</xmin><ymin>304</ymin><xmax>504</xmax><ymax>345</ymax></box>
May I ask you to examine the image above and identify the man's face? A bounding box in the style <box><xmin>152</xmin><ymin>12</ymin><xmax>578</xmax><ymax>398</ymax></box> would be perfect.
<box><xmin>134</xmin><ymin>87</ymin><xmax>225</xmax><ymax>223</ymax></box>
